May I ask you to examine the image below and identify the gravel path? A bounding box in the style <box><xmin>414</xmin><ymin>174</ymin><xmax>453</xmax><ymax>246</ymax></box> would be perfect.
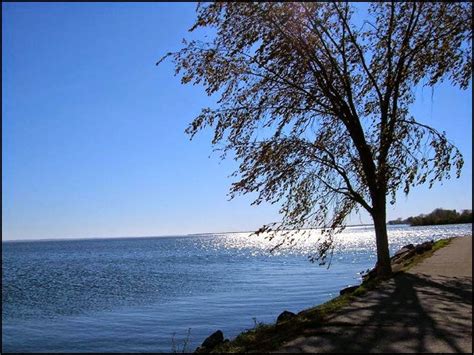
<box><xmin>277</xmin><ymin>236</ymin><xmax>472</xmax><ymax>353</ymax></box>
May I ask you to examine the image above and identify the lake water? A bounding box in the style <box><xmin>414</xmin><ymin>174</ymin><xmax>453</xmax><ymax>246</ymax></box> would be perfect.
<box><xmin>2</xmin><ymin>224</ymin><xmax>472</xmax><ymax>353</ymax></box>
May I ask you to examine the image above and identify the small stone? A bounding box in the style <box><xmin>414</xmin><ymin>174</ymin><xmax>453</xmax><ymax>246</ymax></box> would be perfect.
<box><xmin>200</xmin><ymin>330</ymin><xmax>224</xmax><ymax>350</ymax></box>
<box><xmin>339</xmin><ymin>285</ymin><xmax>359</xmax><ymax>295</ymax></box>
<box><xmin>277</xmin><ymin>310</ymin><xmax>296</xmax><ymax>324</ymax></box>
<box><xmin>362</xmin><ymin>268</ymin><xmax>377</xmax><ymax>282</ymax></box>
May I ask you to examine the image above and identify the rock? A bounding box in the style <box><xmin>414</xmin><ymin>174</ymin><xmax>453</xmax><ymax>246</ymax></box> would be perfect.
<box><xmin>393</xmin><ymin>244</ymin><xmax>414</xmax><ymax>257</ymax></box>
<box><xmin>403</xmin><ymin>243</ymin><xmax>415</xmax><ymax>250</ymax></box>
<box><xmin>391</xmin><ymin>258</ymin><xmax>404</xmax><ymax>268</ymax></box>
<box><xmin>276</xmin><ymin>310</ymin><xmax>296</xmax><ymax>324</ymax></box>
<box><xmin>199</xmin><ymin>330</ymin><xmax>224</xmax><ymax>351</ymax></box>
<box><xmin>424</xmin><ymin>240</ymin><xmax>433</xmax><ymax>248</ymax></box>
<box><xmin>395</xmin><ymin>249</ymin><xmax>416</xmax><ymax>261</ymax></box>
<box><xmin>415</xmin><ymin>241</ymin><xmax>433</xmax><ymax>254</ymax></box>
<box><xmin>339</xmin><ymin>285</ymin><xmax>359</xmax><ymax>295</ymax></box>
<box><xmin>362</xmin><ymin>241</ymin><xmax>434</xmax><ymax>283</ymax></box>
<box><xmin>365</xmin><ymin>267</ymin><xmax>377</xmax><ymax>279</ymax></box>
<box><xmin>391</xmin><ymin>263</ymin><xmax>404</xmax><ymax>273</ymax></box>
<box><xmin>414</xmin><ymin>245</ymin><xmax>424</xmax><ymax>254</ymax></box>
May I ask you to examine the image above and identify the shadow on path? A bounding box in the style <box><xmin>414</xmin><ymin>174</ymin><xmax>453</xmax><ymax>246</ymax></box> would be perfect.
<box><xmin>280</xmin><ymin>273</ymin><xmax>472</xmax><ymax>353</ymax></box>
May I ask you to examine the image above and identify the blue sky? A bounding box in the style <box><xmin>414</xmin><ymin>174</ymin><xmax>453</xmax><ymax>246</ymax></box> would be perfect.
<box><xmin>2</xmin><ymin>3</ymin><xmax>472</xmax><ymax>240</ymax></box>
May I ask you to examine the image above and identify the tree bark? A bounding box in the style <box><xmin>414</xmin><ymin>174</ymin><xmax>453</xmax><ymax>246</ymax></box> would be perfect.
<box><xmin>372</xmin><ymin>193</ymin><xmax>392</xmax><ymax>278</ymax></box>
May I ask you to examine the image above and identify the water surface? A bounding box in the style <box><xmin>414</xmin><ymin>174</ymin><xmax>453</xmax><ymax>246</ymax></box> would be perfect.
<box><xmin>2</xmin><ymin>224</ymin><xmax>471</xmax><ymax>352</ymax></box>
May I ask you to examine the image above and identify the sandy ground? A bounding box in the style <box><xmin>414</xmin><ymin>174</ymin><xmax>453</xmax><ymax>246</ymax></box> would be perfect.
<box><xmin>277</xmin><ymin>236</ymin><xmax>472</xmax><ymax>353</ymax></box>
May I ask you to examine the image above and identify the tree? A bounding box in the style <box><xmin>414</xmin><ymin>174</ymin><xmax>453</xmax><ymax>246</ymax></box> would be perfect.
<box><xmin>158</xmin><ymin>2</ymin><xmax>472</xmax><ymax>278</ymax></box>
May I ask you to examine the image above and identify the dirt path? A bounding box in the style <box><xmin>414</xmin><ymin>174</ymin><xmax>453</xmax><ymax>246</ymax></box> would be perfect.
<box><xmin>277</xmin><ymin>236</ymin><xmax>472</xmax><ymax>353</ymax></box>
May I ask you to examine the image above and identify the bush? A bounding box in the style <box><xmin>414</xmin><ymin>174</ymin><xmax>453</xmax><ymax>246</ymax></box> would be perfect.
<box><xmin>388</xmin><ymin>208</ymin><xmax>472</xmax><ymax>226</ymax></box>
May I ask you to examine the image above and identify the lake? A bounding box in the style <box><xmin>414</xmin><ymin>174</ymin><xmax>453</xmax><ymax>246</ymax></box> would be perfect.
<box><xmin>2</xmin><ymin>223</ymin><xmax>471</xmax><ymax>352</ymax></box>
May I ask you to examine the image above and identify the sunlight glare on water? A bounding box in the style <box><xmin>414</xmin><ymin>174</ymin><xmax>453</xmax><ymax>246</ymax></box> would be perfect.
<box><xmin>200</xmin><ymin>223</ymin><xmax>471</xmax><ymax>257</ymax></box>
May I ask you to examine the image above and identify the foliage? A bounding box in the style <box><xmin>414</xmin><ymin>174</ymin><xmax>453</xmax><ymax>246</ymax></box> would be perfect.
<box><xmin>159</xmin><ymin>2</ymin><xmax>472</xmax><ymax>266</ymax></box>
<box><xmin>388</xmin><ymin>209</ymin><xmax>472</xmax><ymax>226</ymax></box>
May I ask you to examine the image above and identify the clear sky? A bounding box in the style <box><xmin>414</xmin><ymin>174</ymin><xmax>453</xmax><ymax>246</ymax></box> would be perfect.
<box><xmin>2</xmin><ymin>2</ymin><xmax>472</xmax><ymax>241</ymax></box>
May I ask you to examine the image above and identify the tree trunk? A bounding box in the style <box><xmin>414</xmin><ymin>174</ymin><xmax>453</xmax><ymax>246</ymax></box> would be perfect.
<box><xmin>372</xmin><ymin>194</ymin><xmax>392</xmax><ymax>278</ymax></box>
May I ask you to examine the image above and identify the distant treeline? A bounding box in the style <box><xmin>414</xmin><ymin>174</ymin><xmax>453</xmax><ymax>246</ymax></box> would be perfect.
<box><xmin>388</xmin><ymin>208</ymin><xmax>472</xmax><ymax>226</ymax></box>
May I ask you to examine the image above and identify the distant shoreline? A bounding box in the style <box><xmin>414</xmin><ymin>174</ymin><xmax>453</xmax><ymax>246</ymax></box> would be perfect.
<box><xmin>389</xmin><ymin>208</ymin><xmax>472</xmax><ymax>226</ymax></box>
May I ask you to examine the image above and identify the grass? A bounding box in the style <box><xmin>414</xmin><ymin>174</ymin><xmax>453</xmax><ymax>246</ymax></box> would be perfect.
<box><xmin>208</xmin><ymin>237</ymin><xmax>454</xmax><ymax>353</ymax></box>
<box><xmin>171</xmin><ymin>328</ymin><xmax>192</xmax><ymax>353</ymax></box>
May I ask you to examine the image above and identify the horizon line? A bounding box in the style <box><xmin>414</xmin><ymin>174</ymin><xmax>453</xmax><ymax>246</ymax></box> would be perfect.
<box><xmin>2</xmin><ymin>223</ymin><xmax>380</xmax><ymax>243</ymax></box>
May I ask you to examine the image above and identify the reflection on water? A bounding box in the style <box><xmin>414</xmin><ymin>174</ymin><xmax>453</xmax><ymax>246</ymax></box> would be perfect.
<box><xmin>199</xmin><ymin>223</ymin><xmax>471</xmax><ymax>256</ymax></box>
